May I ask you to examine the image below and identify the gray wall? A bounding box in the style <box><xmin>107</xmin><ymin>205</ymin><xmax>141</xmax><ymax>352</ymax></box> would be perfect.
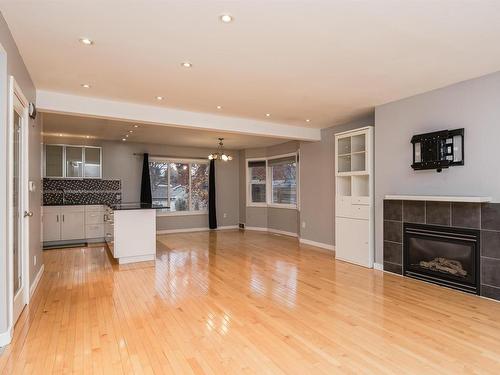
<box><xmin>299</xmin><ymin>116</ymin><xmax>374</xmax><ymax>246</ymax></box>
<box><xmin>43</xmin><ymin>136</ymin><xmax>240</xmax><ymax>231</ymax></box>
<box><xmin>374</xmin><ymin>71</ymin><xmax>500</xmax><ymax>264</ymax></box>
<box><xmin>0</xmin><ymin>13</ymin><xmax>42</xmax><ymax>334</ymax></box>
<box><xmin>240</xmin><ymin>141</ymin><xmax>300</xmax><ymax>234</ymax></box>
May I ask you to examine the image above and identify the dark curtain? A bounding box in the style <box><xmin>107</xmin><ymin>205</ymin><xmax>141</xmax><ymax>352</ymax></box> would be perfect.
<box><xmin>208</xmin><ymin>159</ymin><xmax>217</xmax><ymax>229</ymax></box>
<box><xmin>140</xmin><ymin>153</ymin><xmax>152</xmax><ymax>204</ymax></box>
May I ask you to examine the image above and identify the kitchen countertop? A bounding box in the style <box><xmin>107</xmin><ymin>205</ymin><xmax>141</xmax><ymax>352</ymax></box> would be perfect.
<box><xmin>107</xmin><ymin>202</ymin><xmax>163</xmax><ymax>210</ymax></box>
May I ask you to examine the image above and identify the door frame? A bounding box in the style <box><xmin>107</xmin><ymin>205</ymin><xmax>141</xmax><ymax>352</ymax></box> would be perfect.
<box><xmin>7</xmin><ymin>76</ymin><xmax>30</xmax><ymax>330</ymax></box>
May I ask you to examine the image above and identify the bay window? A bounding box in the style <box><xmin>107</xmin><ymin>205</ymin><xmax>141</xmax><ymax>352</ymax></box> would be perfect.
<box><xmin>247</xmin><ymin>153</ymin><xmax>298</xmax><ymax>208</ymax></box>
<box><xmin>149</xmin><ymin>159</ymin><xmax>208</xmax><ymax>214</ymax></box>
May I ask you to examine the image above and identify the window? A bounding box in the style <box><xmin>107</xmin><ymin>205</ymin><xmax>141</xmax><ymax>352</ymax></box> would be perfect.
<box><xmin>246</xmin><ymin>154</ymin><xmax>298</xmax><ymax>208</ymax></box>
<box><xmin>248</xmin><ymin>160</ymin><xmax>267</xmax><ymax>204</ymax></box>
<box><xmin>149</xmin><ymin>159</ymin><xmax>209</xmax><ymax>214</ymax></box>
<box><xmin>269</xmin><ymin>156</ymin><xmax>297</xmax><ymax>205</ymax></box>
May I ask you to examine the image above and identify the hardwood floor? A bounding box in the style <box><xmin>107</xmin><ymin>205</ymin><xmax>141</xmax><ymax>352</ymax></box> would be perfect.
<box><xmin>2</xmin><ymin>229</ymin><xmax>500</xmax><ymax>374</ymax></box>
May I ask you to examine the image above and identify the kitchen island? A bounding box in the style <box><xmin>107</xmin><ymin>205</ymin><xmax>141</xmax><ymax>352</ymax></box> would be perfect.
<box><xmin>105</xmin><ymin>203</ymin><xmax>159</xmax><ymax>264</ymax></box>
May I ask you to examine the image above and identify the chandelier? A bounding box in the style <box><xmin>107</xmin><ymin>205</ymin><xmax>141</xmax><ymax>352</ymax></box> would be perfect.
<box><xmin>208</xmin><ymin>138</ymin><xmax>233</xmax><ymax>161</ymax></box>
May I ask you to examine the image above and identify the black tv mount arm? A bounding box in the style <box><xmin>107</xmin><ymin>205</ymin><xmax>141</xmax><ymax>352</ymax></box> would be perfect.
<box><xmin>411</xmin><ymin>128</ymin><xmax>464</xmax><ymax>173</ymax></box>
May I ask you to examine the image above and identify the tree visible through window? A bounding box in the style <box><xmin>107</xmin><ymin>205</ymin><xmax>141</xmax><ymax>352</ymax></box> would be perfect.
<box><xmin>149</xmin><ymin>160</ymin><xmax>208</xmax><ymax>212</ymax></box>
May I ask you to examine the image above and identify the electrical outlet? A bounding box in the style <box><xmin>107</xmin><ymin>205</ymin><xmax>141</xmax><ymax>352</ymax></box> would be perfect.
<box><xmin>33</xmin><ymin>255</ymin><xmax>37</xmax><ymax>266</ymax></box>
<box><xmin>302</xmin><ymin>221</ymin><xmax>306</xmax><ymax>229</ymax></box>
<box><xmin>223</xmin><ymin>213</ymin><xmax>227</xmax><ymax>218</ymax></box>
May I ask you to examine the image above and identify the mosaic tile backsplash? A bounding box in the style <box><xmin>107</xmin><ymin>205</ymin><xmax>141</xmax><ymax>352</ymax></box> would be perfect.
<box><xmin>43</xmin><ymin>178</ymin><xmax>122</xmax><ymax>206</ymax></box>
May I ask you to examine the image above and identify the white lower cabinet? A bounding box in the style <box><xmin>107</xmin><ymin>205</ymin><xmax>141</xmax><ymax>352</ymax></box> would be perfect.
<box><xmin>335</xmin><ymin>217</ymin><xmax>371</xmax><ymax>267</ymax></box>
<box><xmin>43</xmin><ymin>205</ymin><xmax>106</xmax><ymax>243</ymax></box>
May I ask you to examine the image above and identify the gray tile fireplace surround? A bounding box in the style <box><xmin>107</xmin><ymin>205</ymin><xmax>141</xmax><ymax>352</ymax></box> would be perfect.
<box><xmin>383</xmin><ymin>199</ymin><xmax>500</xmax><ymax>301</ymax></box>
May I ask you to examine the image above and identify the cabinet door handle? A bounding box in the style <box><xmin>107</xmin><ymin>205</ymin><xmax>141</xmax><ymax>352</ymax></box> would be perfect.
<box><xmin>62</xmin><ymin>214</ymin><xmax>65</xmax><ymax>222</ymax></box>
<box><xmin>56</xmin><ymin>214</ymin><xmax>59</xmax><ymax>222</ymax></box>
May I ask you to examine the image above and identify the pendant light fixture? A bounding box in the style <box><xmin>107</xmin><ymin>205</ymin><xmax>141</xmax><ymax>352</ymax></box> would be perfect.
<box><xmin>208</xmin><ymin>138</ymin><xmax>232</xmax><ymax>161</ymax></box>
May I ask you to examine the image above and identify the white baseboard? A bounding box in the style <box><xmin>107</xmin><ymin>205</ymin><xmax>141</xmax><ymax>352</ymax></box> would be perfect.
<box><xmin>373</xmin><ymin>262</ymin><xmax>384</xmax><ymax>271</ymax></box>
<box><xmin>244</xmin><ymin>226</ymin><xmax>268</xmax><ymax>232</ymax></box>
<box><xmin>268</xmin><ymin>228</ymin><xmax>298</xmax><ymax>237</ymax></box>
<box><xmin>0</xmin><ymin>327</ymin><xmax>12</xmax><ymax>347</ymax></box>
<box><xmin>30</xmin><ymin>264</ymin><xmax>45</xmax><ymax>299</ymax></box>
<box><xmin>298</xmin><ymin>238</ymin><xmax>335</xmax><ymax>251</ymax></box>
<box><xmin>244</xmin><ymin>226</ymin><xmax>298</xmax><ymax>238</ymax></box>
<box><xmin>157</xmin><ymin>225</ymin><xmax>239</xmax><ymax>235</ymax></box>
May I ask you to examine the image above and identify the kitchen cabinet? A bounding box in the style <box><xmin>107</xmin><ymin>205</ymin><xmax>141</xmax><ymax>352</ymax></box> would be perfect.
<box><xmin>43</xmin><ymin>205</ymin><xmax>106</xmax><ymax>244</ymax></box>
<box><xmin>44</xmin><ymin>144</ymin><xmax>102</xmax><ymax>178</ymax></box>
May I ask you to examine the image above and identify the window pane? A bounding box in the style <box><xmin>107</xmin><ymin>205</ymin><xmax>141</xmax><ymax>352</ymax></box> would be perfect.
<box><xmin>45</xmin><ymin>145</ymin><xmax>63</xmax><ymax>177</ymax></box>
<box><xmin>191</xmin><ymin>163</ymin><xmax>209</xmax><ymax>211</ymax></box>
<box><xmin>169</xmin><ymin>163</ymin><xmax>189</xmax><ymax>212</ymax></box>
<box><xmin>84</xmin><ymin>147</ymin><xmax>101</xmax><ymax>178</ymax></box>
<box><xmin>149</xmin><ymin>161</ymin><xmax>169</xmax><ymax>207</ymax></box>
<box><xmin>66</xmin><ymin>146</ymin><xmax>83</xmax><ymax>177</ymax></box>
<box><xmin>272</xmin><ymin>161</ymin><xmax>296</xmax><ymax>204</ymax></box>
<box><xmin>249</xmin><ymin>162</ymin><xmax>266</xmax><ymax>203</ymax></box>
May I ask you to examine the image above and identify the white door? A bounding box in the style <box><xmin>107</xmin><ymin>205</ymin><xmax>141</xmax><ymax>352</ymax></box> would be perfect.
<box><xmin>11</xmin><ymin>79</ymin><xmax>29</xmax><ymax>324</ymax></box>
<box><xmin>43</xmin><ymin>212</ymin><xmax>61</xmax><ymax>241</ymax></box>
<box><xmin>61</xmin><ymin>211</ymin><xmax>85</xmax><ymax>240</ymax></box>
<box><xmin>335</xmin><ymin>217</ymin><xmax>370</xmax><ymax>267</ymax></box>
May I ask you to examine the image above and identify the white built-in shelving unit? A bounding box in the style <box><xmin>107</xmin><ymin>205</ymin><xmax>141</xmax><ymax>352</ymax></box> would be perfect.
<box><xmin>335</xmin><ymin>126</ymin><xmax>374</xmax><ymax>268</ymax></box>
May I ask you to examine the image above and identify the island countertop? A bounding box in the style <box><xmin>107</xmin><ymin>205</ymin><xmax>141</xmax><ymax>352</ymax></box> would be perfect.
<box><xmin>107</xmin><ymin>202</ymin><xmax>163</xmax><ymax>210</ymax></box>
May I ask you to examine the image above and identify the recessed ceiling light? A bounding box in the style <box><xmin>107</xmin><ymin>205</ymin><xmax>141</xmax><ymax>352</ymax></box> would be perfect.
<box><xmin>129</xmin><ymin>130</ymin><xmax>133</xmax><ymax>133</ymax></box>
<box><xmin>125</xmin><ymin>134</ymin><xmax>129</xmax><ymax>138</ymax></box>
<box><xmin>59</xmin><ymin>133</ymin><xmax>63</xmax><ymax>137</ymax></box>
<box><xmin>220</xmin><ymin>14</ymin><xmax>233</xmax><ymax>23</ymax></box>
<box><xmin>86</xmin><ymin>135</ymin><xmax>91</xmax><ymax>139</ymax></box>
<box><xmin>181</xmin><ymin>62</ymin><xmax>192</xmax><ymax>68</ymax></box>
<box><xmin>81</xmin><ymin>83</ymin><xmax>91</xmax><ymax>88</ymax></box>
<box><xmin>156</xmin><ymin>96</ymin><xmax>164</xmax><ymax>100</ymax></box>
<box><xmin>79</xmin><ymin>38</ymin><xmax>94</xmax><ymax>45</ymax></box>
<box><xmin>134</xmin><ymin>125</ymin><xmax>139</xmax><ymax>128</ymax></box>
<box><xmin>306</xmin><ymin>119</ymin><xmax>311</xmax><ymax>123</ymax></box>
<box><xmin>266</xmin><ymin>113</ymin><xmax>271</xmax><ymax>117</ymax></box>
<box><xmin>122</xmin><ymin>138</ymin><xmax>126</xmax><ymax>141</ymax></box>
<box><xmin>216</xmin><ymin>105</ymin><xmax>222</xmax><ymax>110</ymax></box>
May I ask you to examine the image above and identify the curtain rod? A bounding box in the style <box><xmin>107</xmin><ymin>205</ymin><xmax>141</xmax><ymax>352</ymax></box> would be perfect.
<box><xmin>133</xmin><ymin>152</ymin><xmax>207</xmax><ymax>160</ymax></box>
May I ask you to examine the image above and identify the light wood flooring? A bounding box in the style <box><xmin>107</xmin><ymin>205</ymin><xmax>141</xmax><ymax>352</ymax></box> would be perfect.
<box><xmin>1</xmin><ymin>229</ymin><xmax>500</xmax><ymax>374</ymax></box>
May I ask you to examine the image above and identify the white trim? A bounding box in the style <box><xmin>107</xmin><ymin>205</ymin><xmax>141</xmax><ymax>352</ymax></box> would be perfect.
<box><xmin>156</xmin><ymin>225</ymin><xmax>239</xmax><ymax>235</ymax></box>
<box><xmin>373</xmin><ymin>263</ymin><xmax>384</xmax><ymax>271</ymax></box>
<box><xmin>0</xmin><ymin>42</ymin><xmax>8</xmax><ymax>345</ymax></box>
<box><xmin>268</xmin><ymin>228</ymin><xmax>298</xmax><ymax>237</ymax></box>
<box><xmin>299</xmin><ymin>238</ymin><xmax>335</xmax><ymax>251</ymax></box>
<box><xmin>118</xmin><ymin>254</ymin><xmax>155</xmax><ymax>264</ymax></box>
<box><xmin>29</xmin><ymin>264</ymin><xmax>44</xmax><ymax>298</ymax></box>
<box><xmin>37</xmin><ymin>90</ymin><xmax>321</xmax><ymax>141</ymax></box>
<box><xmin>156</xmin><ymin>210</ymin><xmax>208</xmax><ymax>217</ymax></box>
<box><xmin>0</xmin><ymin>327</ymin><xmax>13</xmax><ymax>347</ymax></box>
<box><xmin>243</xmin><ymin>226</ymin><xmax>268</xmax><ymax>232</ymax></box>
<box><xmin>244</xmin><ymin>226</ymin><xmax>298</xmax><ymax>238</ymax></box>
<box><xmin>267</xmin><ymin>203</ymin><xmax>297</xmax><ymax>210</ymax></box>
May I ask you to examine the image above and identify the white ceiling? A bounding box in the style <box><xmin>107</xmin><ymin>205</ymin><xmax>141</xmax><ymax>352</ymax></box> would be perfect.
<box><xmin>2</xmin><ymin>1</ymin><xmax>500</xmax><ymax>129</ymax></box>
<box><xmin>42</xmin><ymin>112</ymin><xmax>285</xmax><ymax>149</ymax></box>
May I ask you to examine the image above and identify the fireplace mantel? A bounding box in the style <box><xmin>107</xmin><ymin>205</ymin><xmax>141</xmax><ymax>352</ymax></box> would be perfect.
<box><xmin>384</xmin><ymin>195</ymin><xmax>492</xmax><ymax>203</ymax></box>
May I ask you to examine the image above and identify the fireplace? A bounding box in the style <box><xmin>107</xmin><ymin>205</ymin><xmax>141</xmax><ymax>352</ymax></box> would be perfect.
<box><xmin>403</xmin><ymin>223</ymin><xmax>480</xmax><ymax>294</ymax></box>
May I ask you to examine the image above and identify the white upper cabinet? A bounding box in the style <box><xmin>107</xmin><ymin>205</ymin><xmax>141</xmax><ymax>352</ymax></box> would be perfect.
<box><xmin>44</xmin><ymin>144</ymin><xmax>102</xmax><ymax>178</ymax></box>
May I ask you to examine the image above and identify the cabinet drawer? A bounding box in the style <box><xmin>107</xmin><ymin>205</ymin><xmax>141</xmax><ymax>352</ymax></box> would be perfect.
<box><xmin>350</xmin><ymin>204</ymin><xmax>370</xmax><ymax>219</ymax></box>
<box><xmin>352</xmin><ymin>196</ymin><xmax>370</xmax><ymax>206</ymax></box>
<box><xmin>86</xmin><ymin>224</ymin><xmax>104</xmax><ymax>239</ymax></box>
<box><xmin>85</xmin><ymin>205</ymin><xmax>105</xmax><ymax>213</ymax></box>
<box><xmin>86</xmin><ymin>211</ymin><xmax>104</xmax><ymax>224</ymax></box>
<box><xmin>61</xmin><ymin>205</ymin><xmax>85</xmax><ymax>213</ymax></box>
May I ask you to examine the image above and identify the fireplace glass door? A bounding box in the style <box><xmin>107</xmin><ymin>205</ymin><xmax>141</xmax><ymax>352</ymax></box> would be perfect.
<box><xmin>404</xmin><ymin>224</ymin><xmax>480</xmax><ymax>294</ymax></box>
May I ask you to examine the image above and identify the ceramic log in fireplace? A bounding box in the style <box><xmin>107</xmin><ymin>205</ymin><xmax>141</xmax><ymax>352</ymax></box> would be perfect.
<box><xmin>403</xmin><ymin>223</ymin><xmax>480</xmax><ymax>294</ymax></box>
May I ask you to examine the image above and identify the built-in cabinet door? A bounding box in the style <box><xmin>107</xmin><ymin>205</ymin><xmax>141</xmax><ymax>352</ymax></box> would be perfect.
<box><xmin>66</xmin><ymin>146</ymin><xmax>84</xmax><ymax>178</ymax></box>
<box><xmin>45</xmin><ymin>145</ymin><xmax>64</xmax><ymax>177</ymax></box>
<box><xmin>43</xmin><ymin>212</ymin><xmax>61</xmax><ymax>241</ymax></box>
<box><xmin>335</xmin><ymin>217</ymin><xmax>370</xmax><ymax>267</ymax></box>
<box><xmin>61</xmin><ymin>212</ymin><xmax>86</xmax><ymax>240</ymax></box>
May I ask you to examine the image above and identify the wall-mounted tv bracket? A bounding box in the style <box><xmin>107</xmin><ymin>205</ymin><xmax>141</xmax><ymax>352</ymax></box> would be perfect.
<box><xmin>411</xmin><ymin>128</ymin><xmax>464</xmax><ymax>172</ymax></box>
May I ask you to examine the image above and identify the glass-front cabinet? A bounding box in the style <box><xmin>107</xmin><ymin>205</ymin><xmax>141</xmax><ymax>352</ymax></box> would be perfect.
<box><xmin>44</xmin><ymin>144</ymin><xmax>102</xmax><ymax>178</ymax></box>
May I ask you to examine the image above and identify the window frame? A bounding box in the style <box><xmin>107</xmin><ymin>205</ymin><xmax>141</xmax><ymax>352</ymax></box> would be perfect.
<box><xmin>246</xmin><ymin>152</ymin><xmax>299</xmax><ymax>210</ymax></box>
<box><xmin>150</xmin><ymin>157</ymin><xmax>209</xmax><ymax>217</ymax></box>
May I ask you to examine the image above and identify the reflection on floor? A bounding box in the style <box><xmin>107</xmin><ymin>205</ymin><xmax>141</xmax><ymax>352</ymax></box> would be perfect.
<box><xmin>1</xmin><ymin>229</ymin><xmax>500</xmax><ymax>374</ymax></box>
